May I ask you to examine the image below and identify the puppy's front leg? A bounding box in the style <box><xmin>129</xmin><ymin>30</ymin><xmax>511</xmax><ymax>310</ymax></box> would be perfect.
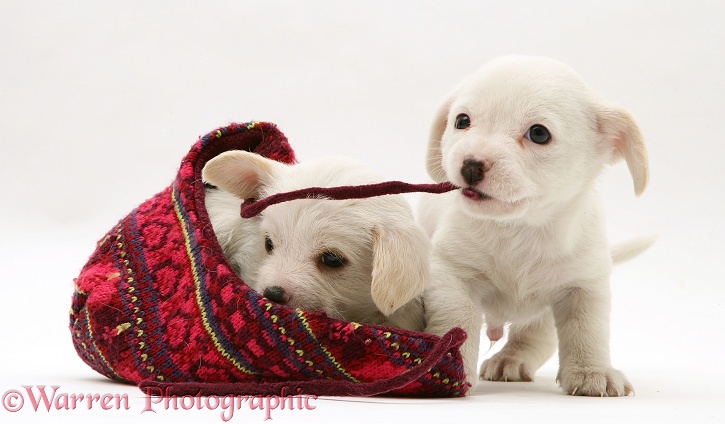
<box><xmin>553</xmin><ymin>285</ymin><xmax>633</xmax><ymax>396</ymax></box>
<box><xmin>424</xmin><ymin>265</ymin><xmax>482</xmax><ymax>389</ymax></box>
<box><xmin>480</xmin><ymin>311</ymin><xmax>557</xmax><ymax>382</ymax></box>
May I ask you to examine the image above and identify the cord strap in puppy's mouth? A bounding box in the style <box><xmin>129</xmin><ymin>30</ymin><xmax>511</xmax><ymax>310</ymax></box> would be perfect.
<box><xmin>240</xmin><ymin>181</ymin><xmax>457</xmax><ymax>218</ymax></box>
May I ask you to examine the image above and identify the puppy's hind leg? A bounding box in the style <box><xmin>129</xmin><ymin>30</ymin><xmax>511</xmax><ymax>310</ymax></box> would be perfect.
<box><xmin>480</xmin><ymin>311</ymin><xmax>557</xmax><ymax>382</ymax></box>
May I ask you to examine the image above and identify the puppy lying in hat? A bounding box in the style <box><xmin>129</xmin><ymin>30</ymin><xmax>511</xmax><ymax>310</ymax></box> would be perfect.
<box><xmin>203</xmin><ymin>151</ymin><xmax>429</xmax><ymax>331</ymax></box>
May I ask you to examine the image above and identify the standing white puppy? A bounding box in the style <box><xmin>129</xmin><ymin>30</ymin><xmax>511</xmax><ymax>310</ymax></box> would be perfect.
<box><xmin>421</xmin><ymin>56</ymin><xmax>649</xmax><ymax>396</ymax></box>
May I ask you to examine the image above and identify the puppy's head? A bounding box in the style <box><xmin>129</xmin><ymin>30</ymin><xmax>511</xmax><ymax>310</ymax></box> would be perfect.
<box><xmin>203</xmin><ymin>151</ymin><xmax>430</xmax><ymax>322</ymax></box>
<box><xmin>426</xmin><ymin>56</ymin><xmax>649</xmax><ymax>223</ymax></box>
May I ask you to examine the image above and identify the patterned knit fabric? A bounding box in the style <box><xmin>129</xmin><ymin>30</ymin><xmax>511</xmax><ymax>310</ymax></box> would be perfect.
<box><xmin>70</xmin><ymin>121</ymin><xmax>468</xmax><ymax>397</ymax></box>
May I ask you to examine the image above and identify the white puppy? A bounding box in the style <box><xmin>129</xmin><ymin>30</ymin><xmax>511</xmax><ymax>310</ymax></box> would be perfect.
<box><xmin>202</xmin><ymin>151</ymin><xmax>429</xmax><ymax>331</ymax></box>
<box><xmin>421</xmin><ymin>56</ymin><xmax>649</xmax><ymax>396</ymax></box>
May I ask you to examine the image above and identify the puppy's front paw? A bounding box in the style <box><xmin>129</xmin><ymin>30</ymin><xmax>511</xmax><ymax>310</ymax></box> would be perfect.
<box><xmin>480</xmin><ymin>352</ymin><xmax>534</xmax><ymax>382</ymax></box>
<box><xmin>557</xmin><ymin>366</ymin><xmax>634</xmax><ymax>397</ymax></box>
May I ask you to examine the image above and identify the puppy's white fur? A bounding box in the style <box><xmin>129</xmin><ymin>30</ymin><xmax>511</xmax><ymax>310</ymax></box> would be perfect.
<box><xmin>203</xmin><ymin>151</ymin><xmax>428</xmax><ymax>331</ymax></box>
<box><xmin>421</xmin><ymin>56</ymin><xmax>649</xmax><ymax>396</ymax></box>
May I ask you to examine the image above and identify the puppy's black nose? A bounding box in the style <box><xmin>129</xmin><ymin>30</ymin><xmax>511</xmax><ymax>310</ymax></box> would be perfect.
<box><xmin>461</xmin><ymin>158</ymin><xmax>486</xmax><ymax>185</ymax></box>
<box><xmin>263</xmin><ymin>286</ymin><xmax>290</xmax><ymax>304</ymax></box>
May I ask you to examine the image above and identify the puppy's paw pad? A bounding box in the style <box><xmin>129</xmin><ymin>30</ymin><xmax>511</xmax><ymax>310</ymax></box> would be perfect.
<box><xmin>557</xmin><ymin>366</ymin><xmax>633</xmax><ymax>397</ymax></box>
<box><xmin>480</xmin><ymin>354</ymin><xmax>534</xmax><ymax>382</ymax></box>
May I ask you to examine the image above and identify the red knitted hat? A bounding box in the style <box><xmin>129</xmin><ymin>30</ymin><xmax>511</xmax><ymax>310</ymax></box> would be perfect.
<box><xmin>70</xmin><ymin>121</ymin><xmax>468</xmax><ymax>397</ymax></box>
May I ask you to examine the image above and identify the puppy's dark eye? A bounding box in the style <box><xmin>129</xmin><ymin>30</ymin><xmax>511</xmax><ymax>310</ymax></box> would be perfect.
<box><xmin>454</xmin><ymin>114</ymin><xmax>471</xmax><ymax>130</ymax></box>
<box><xmin>525</xmin><ymin>124</ymin><xmax>551</xmax><ymax>144</ymax></box>
<box><xmin>265</xmin><ymin>236</ymin><xmax>274</xmax><ymax>253</ymax></box>
<box><xmin>320</xmin><ymin>251</ymin><xmax>345</xmax><ymax>268</ymax></box>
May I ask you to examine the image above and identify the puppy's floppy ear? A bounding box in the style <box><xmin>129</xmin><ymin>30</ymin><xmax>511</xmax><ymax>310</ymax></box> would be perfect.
<box><xmin>370</xmin><ymin>223</ymin><xmax>430</xmax><ymax>316</ymax></box>
<box><xmin>426</xmin><ymin>95</ymin><xmax>454</xmax><ymax>183</ymax></box>
<box><xmin>597</xmin><ymin>106</ymin><xmax>650</xmax><ymax>196</ymax></box>
<box><xmin>202</xmin><ymin>151</ymin><xmax>284</xmax><ymax>199</ymax></box>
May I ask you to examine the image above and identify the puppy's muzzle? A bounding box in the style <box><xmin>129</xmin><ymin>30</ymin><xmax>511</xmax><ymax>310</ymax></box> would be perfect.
<box><xmin>263</xmin><ymin>286</ymin><xmax>290</xmax><ymax>304</ymax></box>
<box><xmin>461</xmin><ymin>158</ymin><xmax>486</xmax><ymax>186</ymax></box>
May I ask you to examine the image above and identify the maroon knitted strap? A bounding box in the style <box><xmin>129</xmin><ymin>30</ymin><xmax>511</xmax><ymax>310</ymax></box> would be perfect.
<box><xmin>240</xmin><ymin>181</ymin><xmax>457</xmax><ymax>218</ymax></box>
<box><xmin>138</xmin><ymin>327</ymin><xmax>467</xmax><ymax>397</ymax></box>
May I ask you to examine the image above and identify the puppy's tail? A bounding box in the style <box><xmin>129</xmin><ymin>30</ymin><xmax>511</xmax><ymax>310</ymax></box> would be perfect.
<box><xmin>611</xmin><ymin>235</ymin><xmax>657</xmax><ymax>265</ymax></box>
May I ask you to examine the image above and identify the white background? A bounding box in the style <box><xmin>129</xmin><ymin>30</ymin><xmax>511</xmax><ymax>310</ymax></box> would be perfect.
<box><xmin>1</xmin><ymin>1</ymin><xmax>724</xmax><ymax>423</ymax></box>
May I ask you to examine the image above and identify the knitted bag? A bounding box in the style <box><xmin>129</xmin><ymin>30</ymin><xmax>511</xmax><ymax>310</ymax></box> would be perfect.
<box><xmin>70</xmin><ymin>121</ymin><xmax>468</xmax><ymax>397</ymax></box>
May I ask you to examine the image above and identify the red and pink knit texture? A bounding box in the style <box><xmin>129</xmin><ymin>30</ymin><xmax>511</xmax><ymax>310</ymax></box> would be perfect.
<box><xmin>70</xmin><ymin>121</ymin><xmax>468</xmax><ymax>397</ymax></box>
